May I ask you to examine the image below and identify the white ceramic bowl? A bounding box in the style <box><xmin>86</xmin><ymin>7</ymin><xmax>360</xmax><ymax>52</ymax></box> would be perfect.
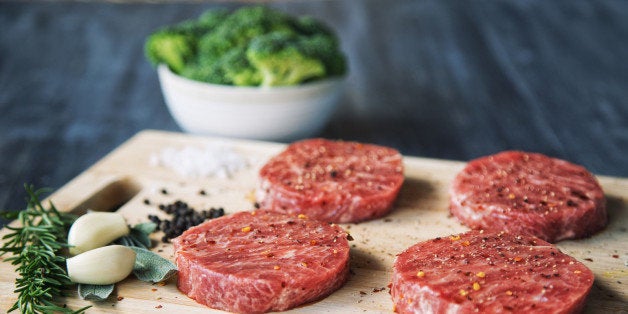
<box><xmin>157</xmin><ymin>65</ymin><xmax>345</xmax><ymax>142</ymax></box>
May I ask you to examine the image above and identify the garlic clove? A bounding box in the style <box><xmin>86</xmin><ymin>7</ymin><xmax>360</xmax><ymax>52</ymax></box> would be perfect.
<box><xmin>67</xmin><ymin>245</ymin><xmax>136</xmax><ymax>285</ymax></box>
<box><xmin>68</xmin><ymin>212</ymin><xmax>130</xmax><ymax>255</ymax></box>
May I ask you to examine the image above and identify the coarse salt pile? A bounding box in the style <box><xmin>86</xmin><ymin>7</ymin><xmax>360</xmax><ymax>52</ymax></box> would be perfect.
<box><xmin>149</xmin><ymin>143</ymin><xmax>249</xmax><ymax>179</ymax></box>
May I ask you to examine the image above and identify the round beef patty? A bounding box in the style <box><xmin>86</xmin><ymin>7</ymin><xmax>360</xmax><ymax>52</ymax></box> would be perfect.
<box><xmin>391</xmin><ymin>230</ymin><xmax>594</xmax><ymax>314</ymax></box>
<box><xmin>449</xmin><ymin>151</ymin><xmax>606</xmax><ymax>242</ymax></box>
<box><xmin>257</xmin><ymin>138</ymin><xmax>404</xmax><ymax>223</ymax></box>
<box><xmin>172</xmin><ymin>210</ymin><xmax>350</xmax><ymax>313</ymax></box>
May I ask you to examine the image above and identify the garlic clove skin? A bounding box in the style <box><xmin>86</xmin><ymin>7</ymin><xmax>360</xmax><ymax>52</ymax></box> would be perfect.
<box><xmin>67</xmin><ymin>245</ymin><xmax>136</xmax><ymax>285</ymax></box>
<box><xmin>68</xmin><ymin>212</ymin><xmax>130</xmax><ymax>255</ymax></box>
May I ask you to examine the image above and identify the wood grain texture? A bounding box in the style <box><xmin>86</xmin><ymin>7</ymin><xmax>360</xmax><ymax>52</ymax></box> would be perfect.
<box><xmin>0</xmin><ymin>130</ymin><xmax>626</xmax><ymax>313</ymax></box>
<box><xmin>1</xmin><ymin>1</ymin><xmax>628</xmax><ymax>228</ymax></box>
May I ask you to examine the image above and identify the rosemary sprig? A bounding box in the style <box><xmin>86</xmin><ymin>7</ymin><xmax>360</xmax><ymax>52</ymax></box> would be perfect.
<box><xmin>0</xmin><ymin>185</ymin><xmax>90</xmax><ymax>314</ymax></box>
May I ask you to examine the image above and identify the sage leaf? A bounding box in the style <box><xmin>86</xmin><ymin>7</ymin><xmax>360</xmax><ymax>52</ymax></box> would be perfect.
<box><xmin>115</xmin><ymin>222</ymin><xmax>157</xmax><ymax>249</ymax></box>
<box><xmin>78</xmin><ymin>283</ymin><xmax>115</xmax><ymax>301</ymax></box>
<box><xmin>133</xmin><ymin>222</ymin><xmax>157</xmax><ymax>235</ymax></box>
<box><xmin>131</xmin><ymin>247</ymin><xmax>177</xmax><ymax>282</ymax></box>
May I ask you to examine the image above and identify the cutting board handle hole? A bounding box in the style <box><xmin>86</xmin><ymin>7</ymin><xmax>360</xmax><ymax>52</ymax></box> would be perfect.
<box><xmin>70</xmin><ymin>177</ymin><xmax>142</xmax><ymax>215</ymax></box>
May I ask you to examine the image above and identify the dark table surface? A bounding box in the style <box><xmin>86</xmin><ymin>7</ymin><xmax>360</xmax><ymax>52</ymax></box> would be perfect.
<box><xmin>1</xmin><ymin>1</ymin><xmax>627</xmax><ymax>225</ymax></box>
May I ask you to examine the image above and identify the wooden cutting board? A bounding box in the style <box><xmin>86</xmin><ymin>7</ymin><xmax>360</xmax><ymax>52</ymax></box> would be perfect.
<box><xmin>1</xmin><ymin>130</ymin><xmax>626</xmax><ymax>313</ymax></box>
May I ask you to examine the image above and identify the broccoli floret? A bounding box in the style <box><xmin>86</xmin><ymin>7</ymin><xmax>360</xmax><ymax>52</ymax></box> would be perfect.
<box><xmin>219</xmin><ymin>6</ymin><xmax>295</xmax><ymax>45</ymax></box>
<box><xmin>198</xmin><ymin>6</ymin><xmax>294</xmax><ymax>66</ymax></box>
<box><xmin>181</xmin><ymin>48</ymin><xmax>261</xmax><ymax>86</ymax></box>
<box><xmin>172</xmin><ymin>10</ymin><xmax>228</xmax><ymax>38</ymax></box>
<box><xmin>145</xmin><ymin>6</ymin><xmax>347</xmax><ymax>86</ymax></box>
<box><xmin>290</xmin><ymin>14</ymin><xmax>348</xmax><ymax>76</ymax></box>
<box><xmin>297</xmin><ymin>34</ymin><xmax>347</xmax><ymax>77</ymax></box>
<box><xmin>180</xmin><ymin>62</ymin><xmax>229</xmax><ymax>85</ymax></box>
<box><xmin>145</xmin><ymin>8</ymin><xmax>230</xmax><ymax>73</ymax></box>
<box><xmin>247</xmin><ymin>32</ymin><xmax>326</xmax><ymax>87</ymax></box>
<box><xmin>144</xmin><ymin>27</ymin><xmax>196</xmax><ymax>74</ymax></box>
<box><xmin>219</xmin><ymin>49</ymin><xmax>262</xmax><ymax>86</ymax></box>
<box><xmin>197</xmin><ymin>9</ymin><xmax>230</xmax><ymax>31</ymax></box>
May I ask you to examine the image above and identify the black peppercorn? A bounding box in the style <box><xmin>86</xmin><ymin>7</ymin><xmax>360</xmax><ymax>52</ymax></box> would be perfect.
<box><xmin>150</xmin><ymin>200</ymin><xmax>225</xmax><ymax>243</ymax></box>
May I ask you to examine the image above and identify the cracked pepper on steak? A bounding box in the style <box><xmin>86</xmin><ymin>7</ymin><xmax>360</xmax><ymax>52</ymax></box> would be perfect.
<box><xmin>172</xmin><ymin>210</ymin><xmax>351</xmax><ymax>313</ymax></box>
<box><xmin>257</xmin><ymin>138</ymin><xmax>405</xmax><ymax>223</ymax></box>
<box><xmin>391</xmin><ymin>230</ymin><xmax>594</xmax><ymax>314</ymax></box>
<box><xmin>449</xmin><ymin>151</ymin><xmax>606</xmax><ymax>242</ymax></box>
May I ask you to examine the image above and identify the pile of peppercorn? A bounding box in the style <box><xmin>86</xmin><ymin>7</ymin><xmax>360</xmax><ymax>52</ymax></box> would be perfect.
<box><xmin>148</xmin><ymin>200</ymin><xmax>224</xmax><ymax>242</ymax></box>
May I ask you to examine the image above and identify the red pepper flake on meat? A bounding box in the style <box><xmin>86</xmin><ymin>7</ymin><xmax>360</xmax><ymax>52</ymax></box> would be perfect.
<box><xmin>450</xmin><ymin>235</ymin><xmax>461</xmax><ymax>241</ymax></box>
<box><xmin>172</xmin><ymin>210</ymin><xmax>350</xmax><ymax>313</ymax></box>
<box><xmin>391</xmin><ymin>230</ymin><xmax>594</xmax><ymax>313</ymax></box>
<box><xmin>257</xmin><ymin>139</ymin><xmax>404</xmax><ymax>223</ymax></box>
<box><xmin>449</xmin><ymin>151</ymin><xmax>607</xmax><ymax>243</ymax></box>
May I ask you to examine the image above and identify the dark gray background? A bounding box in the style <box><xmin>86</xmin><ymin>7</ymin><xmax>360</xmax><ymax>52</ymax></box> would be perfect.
<box><xmin>1</xmin><ymin>1</ymin><xmax>627</xmax><ymax>224</ymax></box>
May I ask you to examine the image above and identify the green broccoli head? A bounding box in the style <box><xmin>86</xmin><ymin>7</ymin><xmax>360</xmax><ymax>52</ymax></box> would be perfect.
<box><xmin>173</xmin><ymin>9</ymin><xmax>229</xmax><ymax>38</ymax></box>
<box><xmin>220</xmin><ymin>6</ymin><xmax>295</xmax><ymax>45</ymax></box>
<box><xmin>144</xmin><ymin>27</ymin><xmax>196</xmax><ymax>74</ymax></box>
<box><xmin>179</xmin><ymin>62</ymin><xmax>229</xmax><ymax>85</ymax></box>
<box><xmin>219</xmin><ymin>48</ymin><xmax>262</xmax><ymax>86</ymax></box>
<box><xmin>146</xmin><ymin>6</ymin><xmax>347</xmax><ymax>86</ymax></box>
<box><xmin>247</xmin><ymin>31</ymin><xmax>326</xmax><ymax>87</ymax></box>
<box><xmin>181</xmin><ymin>48</ymin><xmax>262</xmax><ymax>86</ymax></box>
<box><xmin>298</xmin><ymin>34</ymin><xmax>347</xmax><ymax>77</ymax></box>
<box><xmin>197</xmin><ymin>6</ymin><xmax>294</xmax><ymax>67</ymax></box>
<box><xmin>289</xmin><ymin>14</ymin><xmax>348</xmax><ymax>76</ymax></box>
<box><xmin>197</xmin><ymin>9</ymin><xmax>230</xmax><ymax>30</ymax></box>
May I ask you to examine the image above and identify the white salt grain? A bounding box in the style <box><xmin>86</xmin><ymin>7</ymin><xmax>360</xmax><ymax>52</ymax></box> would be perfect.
<box><xmin>149</xmin><ymin>143</ymin><xmax>249</xmax><ymax>179</ymax></box>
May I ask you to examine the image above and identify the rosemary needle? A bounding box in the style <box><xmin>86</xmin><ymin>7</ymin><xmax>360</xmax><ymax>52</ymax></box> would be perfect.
<box><xmin>0</xmin><ymin>185</ymin><xmax>90</xmax><ymax>314</ymax></box>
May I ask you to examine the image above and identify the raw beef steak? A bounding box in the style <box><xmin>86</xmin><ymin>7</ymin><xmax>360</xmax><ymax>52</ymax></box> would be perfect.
<box><xmin>449</xmin><ymin>151</ymin><xmax>606</xmax><ymax>242</ymax></box>
<box><xmin>172</xmin><ymin>210</ymin><xmax>351</xmax><ymax>313</ymax></box>
<box><xmin>257</xmin><ymin>138</ymin><xmax>404</xmax><ymax>223</ymax></box>
<box><xmin>391</xmin><ymin>230</ymin><xmax>594</xmax><ymax>314</ymax></box>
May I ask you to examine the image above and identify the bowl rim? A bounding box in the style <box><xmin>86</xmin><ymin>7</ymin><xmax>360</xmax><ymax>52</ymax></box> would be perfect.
<box><xmin>157</xmin><ymin>64</ymin><xmax>346</xmax><ymax>91</ymax></box>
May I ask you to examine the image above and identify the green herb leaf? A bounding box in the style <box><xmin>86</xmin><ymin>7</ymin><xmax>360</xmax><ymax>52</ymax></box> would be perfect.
<box><xmin>78</xmin><ymin>283</ymin><xmax>115</xmax><ymax>301</ymax></box>
<box><xmin>131</xmin><ymin>247</ymin><xmax>178</xmax><ymax>282</ymax></box>
<box><xmin>133</xmin><ymin>222</ymin><xmax>158</xmax><ymax>235</ymax></box>
<box><xmin>0</xmin><ymin>184</ymin><xmax>89</xmax><ymax>313</ymax></box>
<box><xmin>115</xmin><ymin>222</ymin><xmax>157</xmax><ymax>249</ymax></box>
<box><xmin>0</xmin><ymin>210</ymin><xmax>20</xmax><ymax>220</ymax></box>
